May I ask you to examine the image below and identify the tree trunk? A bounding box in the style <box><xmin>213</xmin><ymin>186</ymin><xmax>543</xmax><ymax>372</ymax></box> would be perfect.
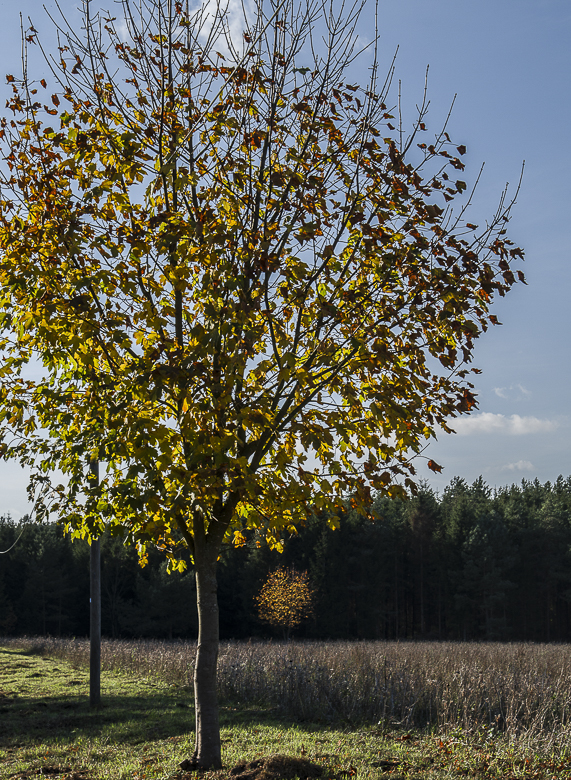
<box><xmin>192</xmin><ymin>551</ymin><xmax>222</xmax><ymax>769</ymax></box>
<box><xmin>89</xmin><ymin>459</ymin><xmax>101</xmax><ymax>708</ymax></box>
<box><xmin>90</xmin><ymin>536</ymin><xmax>101</xmax><ymax>708</ymax></box>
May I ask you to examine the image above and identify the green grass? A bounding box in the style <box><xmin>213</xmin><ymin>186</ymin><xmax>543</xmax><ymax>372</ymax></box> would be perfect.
<box><xmin>2</xmin><ymin>644</ymin><xmax>571</xmax><ymax>780</ymax></box>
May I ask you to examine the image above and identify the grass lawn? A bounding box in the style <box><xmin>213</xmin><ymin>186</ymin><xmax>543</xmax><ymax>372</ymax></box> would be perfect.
<box><xmin>1</xmin><ymin>644</ymin><xmax>571</xmax><ymax>780</ymax></box>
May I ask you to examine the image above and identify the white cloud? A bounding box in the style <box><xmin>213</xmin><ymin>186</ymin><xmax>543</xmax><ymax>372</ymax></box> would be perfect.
<box><xmin>501</xmin><ymin>460</ymin><xmax>535</xmax><ymax>472</ymax></box>
<box><xmin>196</xmin><ymin>0</ymin><xmax>255</xmax><ymax>59</ymax></box>
<box><xmin>452</xmin><ymin>413</ymin><xmax>558</xmax><ymax>436</ymax></box>
<box><xmin>494</xmin><ymin>387</ymin><xmax>508</xmax><ymax>399</ymax></box>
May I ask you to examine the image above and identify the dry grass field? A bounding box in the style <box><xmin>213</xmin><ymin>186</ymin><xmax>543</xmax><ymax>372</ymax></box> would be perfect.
<box><xmin>6</xmin><ymin>637</ymin><xmax>571</xmax><ymax>743</ymax></box>
<box><xmin>3</xmin><ymin>638</ymin><xmax>571</xmax><ymax>779</ymax></box>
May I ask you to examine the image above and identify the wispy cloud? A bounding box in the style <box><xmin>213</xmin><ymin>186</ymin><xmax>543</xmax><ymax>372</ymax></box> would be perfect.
<box><xmin>116</xmin><ymin>19</ymin><xmax>129</xmax><ymax>41</ymax></box>
<box><xmin>453</xmin><ymin>413</ymin><xmax>558</xmax><ymax>436</ymax></box>
<box><xmin>517</xmin><ymin>384</ymin><xmax>532</xmax><ymax>398</ymax></box>
<box><xmin>501</xmin><ymin>460</ymin><xmax>535</xmax><ymax>472</ymax></box>
<box><xmin>493</xmin><ymin>384</ymin><xmax>532</xmax><ymax>400</ymax></box>
<box><xmin>494</xmin><ymin>387</ymin><xmax>509</xmax><ymax>399</ymax></box>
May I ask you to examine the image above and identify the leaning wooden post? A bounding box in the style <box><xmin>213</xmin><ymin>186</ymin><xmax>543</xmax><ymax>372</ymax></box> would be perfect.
<box><xmin>89</xmin><ymin>458</ymin><xmax>101</xmax><ymax>708</ymax></box>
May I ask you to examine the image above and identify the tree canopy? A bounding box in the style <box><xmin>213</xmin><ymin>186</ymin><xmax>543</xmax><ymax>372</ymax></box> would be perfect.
<box><xmin>0</xmin><ymin>0</ymin><xmax>523</xmax><ymax>767</ymax></box>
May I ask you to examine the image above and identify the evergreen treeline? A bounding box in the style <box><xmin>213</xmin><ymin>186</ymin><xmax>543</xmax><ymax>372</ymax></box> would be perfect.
<box><xmin>2</xmin><ymin>476</ymin><xmax>571</xmax><ymax>642</ymax></box>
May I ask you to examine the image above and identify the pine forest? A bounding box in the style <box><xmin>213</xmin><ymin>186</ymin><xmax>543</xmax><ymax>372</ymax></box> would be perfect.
<box><xmin>2</xmin><ymin>476</ymin><xmax>571</xmax><ymax>644</ymax></box>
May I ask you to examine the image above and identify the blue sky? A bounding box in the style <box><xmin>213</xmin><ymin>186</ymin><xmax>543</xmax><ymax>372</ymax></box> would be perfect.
<box><xmin>367</xmin><ymin>0</ymin><xmax>571</xmax><ymax>493</ymax></box>
<box><xmin>0</xmin><ymin>0</ymin><xmax>568</xmax><ymax>516</ymax></box>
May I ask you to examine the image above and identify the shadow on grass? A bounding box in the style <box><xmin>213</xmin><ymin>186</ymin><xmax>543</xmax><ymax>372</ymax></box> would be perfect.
<box><xmin>0</xmin><ymin>691</ymin><xmax>196</xmax><ymax>748</ymax></box>
<box><xmin>219</xmin><ymin>706</ymin><xmax>325</xmax><ymax>731</ymax></box>
<box><xmin>0</xmin><ymin>647</ymin><xmax>318</xmax><ymax>750</ymax></box>
<box><xmin>0</xmin><ymin>697</ymin><xmax>306</xmax><ymax>748</ymax></box>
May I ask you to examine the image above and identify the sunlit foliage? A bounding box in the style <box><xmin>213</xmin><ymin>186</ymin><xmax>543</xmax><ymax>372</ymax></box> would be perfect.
<box><xmin>0</xmin><ymin>0</ymin><xmax>523</xmax><ymax>767</ymax></box>
<box><xmin>256</xmin><ymin>567</ymin><xmax>314</xmax><ymax>636</ymax></box>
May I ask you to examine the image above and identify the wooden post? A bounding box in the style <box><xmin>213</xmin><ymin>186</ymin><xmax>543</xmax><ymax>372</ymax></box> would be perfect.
<box><xmin>89</xmin><ymin>459</ymin><xmax>101</xmax><ymax>708</ymax></box>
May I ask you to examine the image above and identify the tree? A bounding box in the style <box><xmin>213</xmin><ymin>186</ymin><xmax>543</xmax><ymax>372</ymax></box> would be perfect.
<box><xmin>402</xmin><ymin>484</ymin><xmax>441</xmax><ymax>636</ymax></box>
<box><xmin>0</xmin><ymin>0</ymin><xmax>523</xmax><ymax>767</ymax></box>
<box><xmin>256</xmin><ymin>567</ymin><xmax>314</xmax><ymax>637</ymax></box>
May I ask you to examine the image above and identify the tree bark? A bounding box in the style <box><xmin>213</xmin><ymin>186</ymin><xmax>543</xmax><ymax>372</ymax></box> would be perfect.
<box><xmin>90</xmin><ymin>536</ymin><xmax>101</xmax><ymax>708</ymax></box>
<box><xmin>192</xmin><ymin>548</ymin><xmax>222</xmax><ymax>769</ymax></box>
<box><xmin>89</xmin><ymin>459</ymin><xmax>101</xmax><ymax>709</ymax></box>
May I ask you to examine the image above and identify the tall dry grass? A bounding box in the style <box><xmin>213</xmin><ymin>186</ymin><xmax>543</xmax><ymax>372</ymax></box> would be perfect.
<box><xmin>4</xmin><ymin>637</ymin><xmax>571</xmax><ymax>749</ymax></box>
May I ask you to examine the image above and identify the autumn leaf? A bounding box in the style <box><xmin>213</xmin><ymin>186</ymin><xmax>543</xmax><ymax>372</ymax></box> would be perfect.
<box><xmin>256</xmin><ymin>568</ymin><xmax>314</xmax><ymax>637</ymax></box>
